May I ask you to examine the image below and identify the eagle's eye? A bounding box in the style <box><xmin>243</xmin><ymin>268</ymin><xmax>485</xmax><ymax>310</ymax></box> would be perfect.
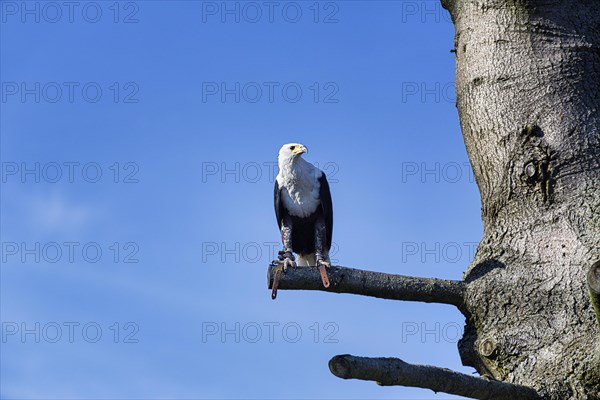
<box><xmin>290</xmin><ymin>145</ymin><xmax>296</xmax><ymax>151</ymax></box>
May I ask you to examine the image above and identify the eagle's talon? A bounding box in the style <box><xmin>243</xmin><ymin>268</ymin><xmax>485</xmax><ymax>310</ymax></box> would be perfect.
<box><xmin>278</xmin><ymin>250</ymin><xmax>295</xmax><ymax>261</ymax></box>
<box><xmin>317</xmin><ymin>260</ymin><xmax>331</xmax><ymax>269</ymax></box>
<box><xmin>283</xmin><ymin>257</ymin><xmax>296</xmax><ymax>271</ymax></box>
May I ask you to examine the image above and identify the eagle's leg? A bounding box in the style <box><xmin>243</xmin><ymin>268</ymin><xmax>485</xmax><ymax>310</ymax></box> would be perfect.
<box><xmin>314</xmin><ymin>216</ymin><xmax>330</xmax><ymax>269</ymax></box>
<box><xmin>278</xmin><ymin>215</ymin><xmax>296</xmax><ymax>270</ymax></box>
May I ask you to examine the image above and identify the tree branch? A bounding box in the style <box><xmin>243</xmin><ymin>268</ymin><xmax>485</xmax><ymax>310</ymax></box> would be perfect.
<box><xmin>267</xmin><ymin>264</ymin><xmax>465</xmax><ymax>310</ymax></box>
<box><xmin>588</xmin><ymin>261</ymin><xmax>600</xmax><ymax>330</ymax></box>
<box><xmin>329</xmin><ymin>354</ymin><xmax>541</xmax><ymax>400</ymax></box>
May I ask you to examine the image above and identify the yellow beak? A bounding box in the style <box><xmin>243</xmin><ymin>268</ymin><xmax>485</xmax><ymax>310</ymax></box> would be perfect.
<box><xmin>292</xmin><ymin>145</ymin><xmax>308</xmax><ymax>155</ymax></box>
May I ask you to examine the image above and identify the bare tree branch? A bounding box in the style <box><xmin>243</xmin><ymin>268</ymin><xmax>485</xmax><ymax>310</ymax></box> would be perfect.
<box><xmin>588</xmin><ymin>261</ymin><xmax>600</xmax><ymax>330</ymax></box>
<box><xmin>267</xmin><ymin>264</ymin><xmax>465</xmax><ymax>310</ymax></box>
<box><xmin>329</xmin><ymin>354</ymin><xmax>541</xmax><ymax>400</ymax></box>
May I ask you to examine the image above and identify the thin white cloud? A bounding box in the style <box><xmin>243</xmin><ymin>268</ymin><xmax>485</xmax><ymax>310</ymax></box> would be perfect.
<box><xmin>2</xmin><ymin>187</ymin><xmax>103</xmax><ymax>238</ymax></box>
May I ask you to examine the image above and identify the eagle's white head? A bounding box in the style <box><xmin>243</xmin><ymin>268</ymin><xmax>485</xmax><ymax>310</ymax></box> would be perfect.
<box><xmin>276</xmin><ymin>141</ymin><xmax>322</xmax><ymax>219</ymax></box>
<box><xmin>278</xmin><ymin>143</ymin><xmax>308</xmax><ymax>166</ymax></box>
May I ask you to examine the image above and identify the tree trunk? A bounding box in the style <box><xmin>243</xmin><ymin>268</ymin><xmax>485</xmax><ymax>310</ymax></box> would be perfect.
<box><xmin>268</xmin><ymin>1</ymin><xmax>600</xmax><ymax>398</ymax></box>
<box><xmin>445</xmin><ymin>0</ymin><xmax>600</xmax><ymax>397</ymax></box>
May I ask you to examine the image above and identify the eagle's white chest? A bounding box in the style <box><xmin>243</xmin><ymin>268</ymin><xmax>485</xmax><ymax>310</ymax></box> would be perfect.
<box><xmin>277</xmin><ymin>162</ymin><xmax>322</xmax><ymax>218</ymax></box>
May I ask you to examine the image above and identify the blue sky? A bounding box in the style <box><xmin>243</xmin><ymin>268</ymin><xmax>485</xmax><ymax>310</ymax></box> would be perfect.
<box><xmin>1</xmin><ymin>1</ymin><xmax>481</xmax><ymax>399</ymax></box>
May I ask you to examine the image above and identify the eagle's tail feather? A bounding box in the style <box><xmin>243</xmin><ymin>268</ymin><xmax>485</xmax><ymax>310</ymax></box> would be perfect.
<box><xmin>297</xmin><ymin>253</ymin><xmax>316</xmax><ymax>267</ymax></box>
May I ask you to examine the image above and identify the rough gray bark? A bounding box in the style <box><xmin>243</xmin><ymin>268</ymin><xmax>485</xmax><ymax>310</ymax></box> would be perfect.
<box><xmin>267</xmin><ymin>0</ymin><xmax>600</xmax><ymax>398</ymax></box>
<box><xmin>590</xmin><ymin>262</ymin><xmax>600</xmax><ymax>331</ymax></box>
<box><xmin>445</xmin><ymin>0</ymin><xmax>600</xmax><ymax>398</ymax></box>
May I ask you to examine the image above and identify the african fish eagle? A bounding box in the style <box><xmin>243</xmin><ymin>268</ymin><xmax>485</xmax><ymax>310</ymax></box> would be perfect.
<box><xmin>274</xmin><ymin>143</ymin><xmax>333</xmax><ymax>269</ymax></box>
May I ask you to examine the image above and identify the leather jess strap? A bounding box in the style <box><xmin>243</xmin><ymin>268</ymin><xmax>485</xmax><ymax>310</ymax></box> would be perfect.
<box><xmin>319</xmin><ymin>264</ymin><xmax>330</xmax><ymax>288</ymax></box>
<box><xmin>271</xmin><ymin>263</ymin><xmax>330</xmax><ymax>300</ymax></box>
<box><xmin>271</xmin><ymin>266</ymin><xmax>283</xmax><ymax>300</ymax></box>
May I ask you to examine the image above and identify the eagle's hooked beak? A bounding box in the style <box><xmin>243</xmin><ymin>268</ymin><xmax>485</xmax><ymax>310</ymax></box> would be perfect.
<box><xmin>292</xmin><ymin>145</ymin><xmax>308</xmax><ymax>156</ymax></box>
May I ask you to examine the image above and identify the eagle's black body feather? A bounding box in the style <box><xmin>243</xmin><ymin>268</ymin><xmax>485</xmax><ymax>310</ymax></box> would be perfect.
<box><xmin>274</xmin><ymin>173</ymin><xmax>333</xmax><ymax>257</ymax></box>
